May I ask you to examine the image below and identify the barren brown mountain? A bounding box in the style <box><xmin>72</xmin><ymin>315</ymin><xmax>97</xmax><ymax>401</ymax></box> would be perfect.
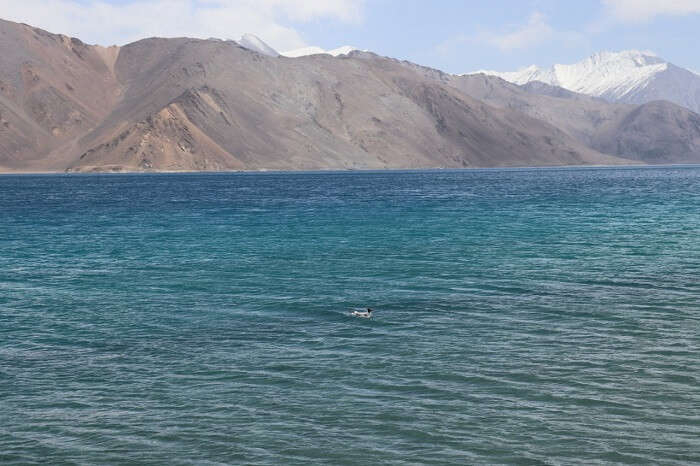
<box><xmin>1</xmin><ymin>18</ymin><xmax>699</xmax><ymax>172</ymax></box>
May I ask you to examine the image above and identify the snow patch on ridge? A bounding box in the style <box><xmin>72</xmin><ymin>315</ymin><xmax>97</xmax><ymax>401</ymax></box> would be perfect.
<box><xmin>230</xmin><ymin>33</ymin><xmax>361</xmax><ymax>59</ymax></box>
<box><xmin>281</xmin><ymin>45</ymin><xmax>358</xmax><ymax>57</ymax></box>
<box><xmin>237</xmin><ymin>34</ymin><xmax>279</xmax><ymax>57</ymax></box>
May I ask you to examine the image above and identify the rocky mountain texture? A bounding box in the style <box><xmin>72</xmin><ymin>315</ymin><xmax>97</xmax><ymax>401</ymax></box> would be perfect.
<box><xmin>474</xmin><ymin>50</ymin><xmax>700</xmax><ymax>114</ymax></box>
<box><xmin>1</xmin><ymin>19</ymin><xmax>699</xmax><ymax>172</ymax></box>
<box><xmin>444</xmin><ymin>73</ymin><xmax>700</xmax><ymax>164</ymax></box>
<box><xmin>69</xmin><ymin>40</ymin><xmax>624</xmax><ymax>172</ymax></box>
<box><xmin>0</xmin><ymin>19</ymin><xmax>121</xmax><ymax>170</ymax></box>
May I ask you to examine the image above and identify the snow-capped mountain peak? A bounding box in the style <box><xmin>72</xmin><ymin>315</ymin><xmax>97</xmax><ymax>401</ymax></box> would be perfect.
<box><xmin>280</xmin><ymin>45</ymin><xmax>358</xmax><ymax>58</ymax></box>
<box><xmin>237</xmin><ymin>34</ymin><xmax>279</xmax><ymax>57</ymax></box>
<box><xmin>469</xmin><ymin>50</ymin><xmax>700</xmax><ymax>114</ymax></box>
<box><xmin>233</xmin><ymin>34</ymin><xmax>361</xmax><ymax>59</ymax></box>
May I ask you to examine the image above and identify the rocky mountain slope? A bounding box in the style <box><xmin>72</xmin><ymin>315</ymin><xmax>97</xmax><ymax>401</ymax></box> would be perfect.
<box><xmin>0</xmin><ymin>19</ymin><xmax>121</xmax><ymax>170</ymax></box>
<box><xmin>473</xmin><ymin>50</ymin><xmax>700</xmax><ymax>114</ymax></box>
<box><xmin>1</xmin><ymin>19</ymin><xmax>699</xmax><ymax>172</ymax></box>
<box><xmin>444</xmin><ymin>73</ymin><xmax>700</xmax><ymax>164</ymax></box>
<box><xmin>68</xmin><ymin>40</ymin><xmax>622</xmax><ymax>172</ymax></box>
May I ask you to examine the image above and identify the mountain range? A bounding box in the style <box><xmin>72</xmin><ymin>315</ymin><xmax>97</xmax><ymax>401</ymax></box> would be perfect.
<box><xmin>1</xmin><ymin>19</ymin><xmax>700</xmax><ymax>173</ymax></box>
<box><xmin>473</xmin><ymin>50</ymin><xmax>700</xmax><ymax>114</ymax></box>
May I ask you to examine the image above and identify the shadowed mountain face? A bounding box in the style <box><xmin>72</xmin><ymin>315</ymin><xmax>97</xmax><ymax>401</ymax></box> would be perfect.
<box><xmin>445</xmin><ymin>73</ymin><xmax>700</xmax><ymax>164</ymax></box>
<box><xmin>1</xmin><ymin>19</ymin><xmax>699</xmax><ymax>172</ymax></box>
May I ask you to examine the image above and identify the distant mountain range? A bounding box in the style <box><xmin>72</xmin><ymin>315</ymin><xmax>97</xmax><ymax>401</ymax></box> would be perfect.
<box><xmin>1</xmin><ymin>18</ymin><xmax>700</xmax><ymax>173</ymax></box>
<box><xmin>472</xmin><ymin>50</ymin><xmax>700</xmax><ymax>114</ymax></box>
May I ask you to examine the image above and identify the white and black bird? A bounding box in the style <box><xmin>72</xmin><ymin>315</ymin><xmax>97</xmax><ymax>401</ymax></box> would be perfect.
<box><xmin>351</xmin><ymin>308</ymin><xmax>374</xmax><ymax>318</ymax></box>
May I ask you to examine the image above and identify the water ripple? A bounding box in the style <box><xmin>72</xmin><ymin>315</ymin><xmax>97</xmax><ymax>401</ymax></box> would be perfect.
<box><xmin>2</xmin><ymin>167</ymin><xmax>700</xmax><ymax>464</ymax></box>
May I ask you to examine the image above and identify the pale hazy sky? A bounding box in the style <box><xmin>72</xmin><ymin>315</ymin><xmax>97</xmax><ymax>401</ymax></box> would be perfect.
<box><xmin>1</xmin><ymin>0</ymin><xmax>699</xmax><ymax>73</ymax></box>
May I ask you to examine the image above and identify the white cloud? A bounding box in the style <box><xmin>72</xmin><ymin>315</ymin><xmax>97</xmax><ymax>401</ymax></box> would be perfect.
<box><xmin>264</xmin><ymin>0</ymin><xmax>363</xmax><ymax>23</ymax></box>
<box><xmin>0</xmin><ymin>0</ymin><xmax>363</xmax><ymax>50</ymax></box>
<box><xmin>487</xmin><ymin>12</ymin><xmax>553</xmax><ymax>51</ymax></box>
<box><xmin>602</xmin><ymin>0</ymin><xmax>700</xmax><ymax>22</ymax></box>
<box><xmin>436</xmin><ymin>11</ymin><xmax>584</xmax><ymax>56</ymax></box>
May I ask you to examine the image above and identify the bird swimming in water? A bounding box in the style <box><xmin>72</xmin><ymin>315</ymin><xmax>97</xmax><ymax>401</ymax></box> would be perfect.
<box><xmin>351</xmin><ymin>308</ymin><xmax>374</xmax><ymax>318</ymax></box>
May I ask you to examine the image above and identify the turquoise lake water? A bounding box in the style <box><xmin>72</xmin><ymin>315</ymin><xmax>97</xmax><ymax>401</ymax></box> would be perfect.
<box><xmin>1</xmin><ymin>167</ymin><xmax>700</xmax><ymax>464</ymax></box>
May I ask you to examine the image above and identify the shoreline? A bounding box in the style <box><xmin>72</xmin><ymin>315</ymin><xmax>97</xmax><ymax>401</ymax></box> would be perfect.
<box><xmin>2</xmin><ymin>162</ymin><xmax>694</xmax><ymax>176</ymax></box>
